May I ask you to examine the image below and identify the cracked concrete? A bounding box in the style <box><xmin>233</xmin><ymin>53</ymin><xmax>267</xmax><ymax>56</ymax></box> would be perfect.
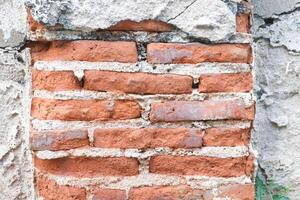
<box><xmin>253</xmin><ymin>0</ymin><xmax>300</xmax><ymax>198</ymax></box>
<box><xmin>26</xmin><ymin>0</ymin><xmax>237</xmax><ymax>41</ymax></box>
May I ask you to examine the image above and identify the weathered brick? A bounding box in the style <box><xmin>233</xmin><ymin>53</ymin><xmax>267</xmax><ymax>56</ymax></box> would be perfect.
<box><xmin>35</xmin><ymin>157</ymin><xmax>139</xmax><ymax>177</ymax></box>
<box><xmin>215</xmin><ymin>184</ymin><xmax>255</xmax><ymax>200</ymax></box>
<box><xmin>203</xmin><ymin>128</ymin><xmax>251</xmax><ymax>147</ymax></box>
<box><xmin>147</xmin><ymin>43</ymin><xmax>252</xmax><ymax>64</ymax></box>
<box><xmin>149</xmin><ymin>155</ymin><xmax>254</xmax><ymax>177</ymax></box>
<box><xmin>31</xmin><ymin>129</ymin><xmax>89</xmax><ymax>151</ymax></box>
<box><xmin>92</xmin><ymin>188</ymin><xmax>126</xmax><ymax>200</ymax></box>
<box><xmin>108</xmin><ymin>20</ymin><xmax>172</xmax><ymax>32</ymax></box>
<box><xmin>237</xmin><ymin>14</ymin><xmax>250</xmax><ymax>33</ymax></box>
<box><xmin>32</xmin><ymin>70</ymin><xmax>81</xmax><ymax>91</ymax></box>
<box><xmin>93</xmin><ymin>128</ymin><xmax>203</xmax><ymax>149</ymax></box>
<box><xmin>31</xmin><ymin>98</ymin><xmax>141</xmax><ymax>121</ymax></box>
<box><xmin>36</xmin><ymin>174</ymin><xmax>86</xmax><ymax>200</ymax></box>
<box><xmin>29</xmin><ymin>41</ymin><xmax>138</xmax><ymax>63</ymax></box>
<box><xmin>150</xmin><ymin>100</ymin><xmax>255</xmax><ymax>122</ymax></box>
<box><xmin>129</xmin><ymin>185</ymin><xmax>204</xmax><ymax>200</ymax></box>
<box><xmin>84</xmin><ymin>70</ymin><xmax>192</xmax><ymax>94</ymax></box>
<box><xmin>199</xmin><ymin>73</ymin><xmax>253</xmax><ymax>93</ymax></box>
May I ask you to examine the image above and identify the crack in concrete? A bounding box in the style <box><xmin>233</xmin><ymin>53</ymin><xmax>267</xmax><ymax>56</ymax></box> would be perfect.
<box><xmin>167</xmin><ymin>0</ymin><xmax>198</xmax><ymax>22</ymax></box>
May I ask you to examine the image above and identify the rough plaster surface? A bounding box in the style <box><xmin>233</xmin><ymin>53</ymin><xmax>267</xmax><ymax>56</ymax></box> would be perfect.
<box><xmin>0</xmin><ymin>0</ymin><xmax>27</xmax><ymax>48</ymax></box>
<box><xmin>0</xmin><ymin>50</ymin><xmax>34</xmax><ymax>199</ymax></box>
<box><xmin>253</xmin><ymin>0</ymin><xmax>300</xmax><ymax>17</ymax></box>
<box><xmin>26</xmin><ymin>0</ymin><xmax>237</xmax><ymax>41</ymax></box>
<box><xmin>0</xmin><ymin>0</ymin><xmax>34</xmax><ymax>199</ymax></box>
<box><xmin>253</xmin><ymin>0</ymin><xmax>300</xmax><ymax>198</ymax></box>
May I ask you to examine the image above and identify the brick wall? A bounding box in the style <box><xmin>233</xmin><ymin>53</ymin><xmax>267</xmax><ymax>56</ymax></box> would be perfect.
<box><xmin>28</xmin><ymin>1</ymin><xmax>255</xmax><ymax>199</ymax></box>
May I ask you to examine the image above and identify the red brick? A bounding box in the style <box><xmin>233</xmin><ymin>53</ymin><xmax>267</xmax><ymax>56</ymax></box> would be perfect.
<box><xmin>31</xmin><ymin>129</ymin><xmax>89</xmax><ymax>151</ymax></box>
<box><xmin>203</xmin><ymin>184</ymin><xmax>255</xmax><ymax>200</ymax></box>
<box><xmin>199</xmin><ymin>73</ymin><xmax>253</xmax><ymax>93</ymax></box>
<box><xmin>84</xmin><ymin>70</ymin><xmax>192</xmax><ymax>94</ymax></box>
<box><xmin>29</xmin><ymin>41</ymin><xmax>138</xmax><ymax>63</ymax></box>
<box><xmin>203</xmin><ymin>128</ymin><xmax>251</xmax><ymax>147</ymax></box>
<box><xmin>36</xmin><ymin>174</ymin><xmax>86</xmax><ymax>200</ymax></box>
<box><xmin>35</xmin><ymin>157</ymin><xmax>139</xmax><ymax>177</ymax></box>
<box><xmin>108</xmin><ymin>20</ymin><xmax>172</xmax><ymax>32</ymax></box>
<box><xmin>32</xmin><ymin>70</ymin><xmax>81</xmax><ymax>91</ymax></box>
<box><xmin>147</xmin><ymin>43</ymin><xmax>252</xmax><ymax>64</ymax></box>
<box><xmin>237</xmin><ymin>14</ymin><xmax>250</xmax><ymax>33</ymax></box>
<box><xmin>31</xmin><ymin>98</ymin><xmax>141</xmax><ymax>121</ymax></box>
<box><xmin>92</xmin><ymin>188</ymin><xmax>126</xmax><ymax>200</ymax></box>
<box><xmin>150</xmin><ymin>100</ymin><xmax>255</xmax><ymax>122</ymax></box>
<box><xmin>149</xmin><ymin>155</ymin><xmax>254</xmax><ymax>177</ymax></box>
<box><xmin>129</xmin><ymin>185</ymin><xmax>204</xmax><ymax>200</ymax></box>
<box><xmin>93</xmin><ymin>128</ymin><xmax>203</xmax><ymax>149</ymax></box>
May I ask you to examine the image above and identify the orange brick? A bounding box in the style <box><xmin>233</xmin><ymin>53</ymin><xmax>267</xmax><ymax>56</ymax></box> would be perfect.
<box><xmin>30</xmin><ymin>41</ymin><xmax>138</xmax><ymax>63</ymax></box>
<box><xmin>92</xmin><ymin>188</ymin><xmax>126</xmax><ymax>200</ymax></box>
<box><xmin>32</xmin><ymin>70</ymin><xmax>81</xmax><ymax>91</ymax></box>
<box><xmin>129</xmin><ymin>185</ymin><xmax>204</xmax><ymax>200</ymax></box>
<box><xmin>147</xmin><ymin>43</ymin><xmax>252</xmax><ymax>64</ymax></box>
<box><xmin>35</xmin><ymin>157</ymin><xmax>139</xmax><ymax>177</ymax></box>
<box><xmin>199</xmin><ymin>73</ymin><xmax>253</xmax><ymax>93</ymax></box>
<box><xmin>84</xmin><ymin>70</ymin><xmax>193</xmax><ymax>94</ymax></box>
<box><xmin>27</xmin><ymin>9</ymin><xmax>45</xmax><ymax>32</ymax></box>
<box><xmin>203</xmin><ymin>128</ymin><xmax>251</xmax><ymax>147</ymax></box>
<box><xmin>150</xmin><ymin>100</ymin><xmax>255</xmax><ymax>122</ymax></box>
<box><xmin>108</xmin><ymin>20</ymin><xmax>172</xmax><ymax>32</ymax></box>
<box><xmin>31</xmin><ymin>98</ymin><xmax>141</xmax><ymax>121</ymax></box>
<box><xmin>93</xmin><ymin>128</ymin><xmax>203</xmax><ymax>149</ymax></box>
<box><xmin>149</xmin><ymin>155</ymin><xmax>254</xmax><ymax>177</ymax></box>
<box><xmin>31</xmin><ymin>129</ymin><xmax>89</xmax><ymax>151</ymax></box>
<box><xmin>237</xmin><ymin>14</ymin><xmax>250</xmax><ymax>33</ymax></box>
<box><xmin>36</xmin><ymin>174</ymin><xmax>86</xmax><ymax>200</ymax></box>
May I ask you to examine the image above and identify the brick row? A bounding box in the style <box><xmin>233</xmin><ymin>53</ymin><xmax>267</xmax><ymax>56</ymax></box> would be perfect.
<box><xmin>30</xmin><ymin>41</ymin><xmax>252</xmax><ymax>64</ymax></box>
<box><xmin>30</xmin><ymin>127</ymin><xmax>250</xmax><ymax>151</ymax></box>
<box><xmin>33</xmin><ymin>69</ymin><xmax>252</xmax><ymax>93</ymax></box>
<box><xmin>35</xmin><ymin>155</ymin><xmax>253</xmax><ymax>178</ymax></box>
<box><xmin>31</xmin><ymin>98</ymin><xmax>254</xmax><ymax>122</ymax></box>
<box><xmin>36</xmin><ymin>174</ymin><xmax>255</xmax><ymax>200</ymax></box>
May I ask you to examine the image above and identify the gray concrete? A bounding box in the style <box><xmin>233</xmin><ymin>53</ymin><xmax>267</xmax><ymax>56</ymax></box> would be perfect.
<box><xmin>0</xmin><ymin>50</ymin><xmax>34</xmax><ymax>200</ymax></box>
<box><xmin>0</xmin><ymin>1</ymin><xmax>34</xmax><ymax>199</ymax></box>
<box><xmin>253</xmin><ymin>0</ymin><xmax>300</xmax><ymax>198</ymax></box>
<box><xmin>0</xmin><ymin>0</ymin><xmax>27</xmax><ymax>48</ymax></box>
<box><xmin>26</xmin><ymin>0</ymin><xmax>237</xmax><ymax>41</ymax></box>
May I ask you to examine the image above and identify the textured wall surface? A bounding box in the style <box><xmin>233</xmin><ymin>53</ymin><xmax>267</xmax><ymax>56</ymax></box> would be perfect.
<box><xmin>1</xmin><ymin>0</ymin><xmax>300</xmax><ymax>199</ymax></box>
<box><xmin>0</xmin><ymin>1</ymin><xmax>34</xmax><ymax>199</ymax></box>
<box><xmin>252</xmin><ymin>0</ymin><xmax>300</xmax><ymax>198</ymax></box>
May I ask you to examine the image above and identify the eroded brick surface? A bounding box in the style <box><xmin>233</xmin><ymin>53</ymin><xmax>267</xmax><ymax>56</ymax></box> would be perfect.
<box><xmin>31</xmin><ymin>98</ymin><xmax>141</xmax><ymax>121</ymax></box>
<box><xmin>29</xmin><ymin>41</ymin><xmax>138</xmax><ymax>63</ymax></box>
<box><xmin>147</xmin><ymin>43</ymin><xmax>252</xmax><ymax>64</ymax></box>
<box><xmin>149</xmin><ymin>155</ymin><xmax>254</xmax><ymax>177</ymax></box>
<box><xmin>35</xmin><ymin>157</ymin><xmax>140</xmax><ymax>177</ymax></box>
<box><xmin>150</xmin><ymin>100</ymin><xmax>255</xmax><ymax>122</ymax></box>
<box><xmin>84</xmin><ymin>70</ymin><xmax>193</xmax><ymax>94</ymax></box>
